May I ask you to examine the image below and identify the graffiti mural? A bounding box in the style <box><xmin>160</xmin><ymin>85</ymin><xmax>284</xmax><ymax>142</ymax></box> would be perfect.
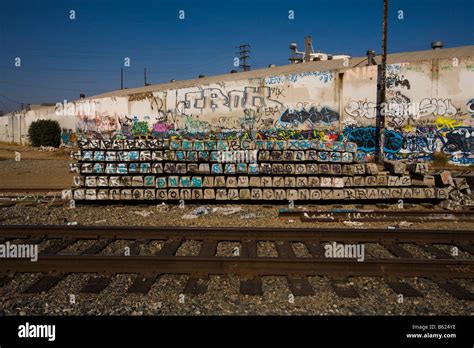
<box><xmin>177</xmin><ymin>86</ymin><xmax>284</xmax><ymax>114</ymax></box>
<box><xmin>278</xmin><ymin>106</ymin><xmax>339</xmax><ymax>126</ymax></box>
<box><xmin>343</xmin><ymin>125</ymin><xmax>473</xmax><ymax>165</ymax></box>
<box><xmin>344</xmin><ymin>100</ymin><xmax>377</xmax><ymax>119</ymax></box>
<box><xmin>265</xmin><ymin>71</ymin><xmax>333</xmax><ymax>85</ymax></box>
<box><xmin>418</xmin><ymin>98</ymin><xmax>457</xmax><ymax>117</ymax></box>
<box><xmin>386</xmin><ymin>74</ymin><xmax>411</xmax><ymax>90</ymax></box>
<box><xmin>66</xmin><ymin>59</ymin><xmax>473</xmax><ymax>166</ymax></box>
<box><xmin>61</xmin><ymin>128</ymin><xmax>77</xmax><ymax>146</ymax></box>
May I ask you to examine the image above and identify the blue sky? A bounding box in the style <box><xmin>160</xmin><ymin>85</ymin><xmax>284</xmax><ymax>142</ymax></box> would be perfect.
<box><xmin>0</xmin><ymin>0</ymin><xmax>472</xmax><ymax>113</ymax></box>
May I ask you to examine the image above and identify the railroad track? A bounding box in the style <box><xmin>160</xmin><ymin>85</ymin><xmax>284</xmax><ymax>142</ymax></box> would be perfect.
<box><xmin>0</xmin><ymin>225</ymin><xmax>473</xmax><ymax>299</ymax></box>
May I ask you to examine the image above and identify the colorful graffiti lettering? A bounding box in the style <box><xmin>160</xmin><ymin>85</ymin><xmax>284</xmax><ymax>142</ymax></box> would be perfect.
<box><xmin>343</xmin><ymin>125</ymin><xmax>473</xmax><ymax>163</ymax></box>
<box><xmin>288</xmin><ymin>71</ymin><xmax>333</xmax><ymax>83</ymax></box>
<box><xmin>131</xmin><ymin>116</ymin><xmax>150</xmax><ymax>136</ymax></box>
<box><xmin>61</xmin><ymin>129</ymin><xmax>77</xmax><ymax>146</ymax></box>
<box><xmin>265</xmin><ymin>71</ymin><xmax>333</xmax><ymax>85</ymax></box>
<box><xmin>436</xmin><ymin>116</ymin><xmax>462</xmax><ymax>130</ymax></box>
<box><xmin>265</xmin><ymin>76</ymin><xmax>285</xmax><ymax>85</ymax></box>
<box><xmin>152</xmin><ymin>122</ymin><xmax>174</xmax><ymax>133</ymax></box>
<box><xmin>443</xmin><ymin>127</ymin><xmax>473</xmax><ymax>153</ymax></box>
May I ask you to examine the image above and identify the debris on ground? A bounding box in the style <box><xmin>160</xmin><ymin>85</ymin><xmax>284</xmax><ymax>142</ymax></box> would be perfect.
<box><xmin>240</xmin><ymin>213</ymin><xmax>257</xmax><ymax>219</ymax></box>
<box><xmin>211</xmin><ymin>207</ymin><xmax>243</xmax><ymax>215</ymax></box>
<box><xmin>398</xmin><ymin>221</ymin><xmax>414</xmax><ymax>228</ymax></box>
<box><xmin>181</xmin><ymin>206</ymin><xmax>212</xmax><ymax>219</ymax></box>
<box><xmin>343</xmin><ymin>221</ymin><xmax>364</xmax><ymax>227</ymax></box>
<box><xmin>133</xmin><ymin>211</ymin><xmax>152</xmax><ymax>217</ymax></box>
<box><xmin>181</xmin><ymin>214</ymin><xmax>198</xmax><ymax>220</ymax></box>
<box><xmin>191</xmin><ymin>206</ymin><xmax>211</xmax><ymax>216</ymax></box>
<box><xmin>38</xmin><ymin>146</ymin><xmax>57</xmax><ymax>152</ymax></box>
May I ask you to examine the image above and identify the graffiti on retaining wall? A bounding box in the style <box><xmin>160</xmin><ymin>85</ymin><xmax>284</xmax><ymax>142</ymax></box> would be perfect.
<box><xmin>343</xmin><ymin>124</ymin><xmax>473</xmax><ymax>164</ymax></box>
<box><xmin>386</xmin><ymin>74</ymin><xmax>411</xmax><ymax>90</ymax></box>
<box><xmin>77</xmin><ymin>114</ymin><xmax>120</xmax><ymax>134</ymax></box>
<box><xmin>66</xmin><ymin>63</ymin><xmax>471</xmax><ymax>166</ymax></box>
<box><xmin>61</xmin><ymin>128</ymin><xmax>77</xmax><ymax>145</ymax></box>
<box><xmin>278</xmin><ymin>106</ymin><xmax>339</xmax><ymax>126</ymax></box>
<box><xmin>344</xmin><ymin>100</ymin><xmax>377</xmax><ymax>119</ymax></box>
<box><xmin>418</xmin><ymin>98</ymin><xmax>457</xmax><ymax>117</ymax></box>
<box><xmin>467</xmin><ymin>99</ymin><xmax>474</xmax><ymax>115</ymax></box>
<box><xmin>444</xmin><ymin>127</ymin><xmax>473</xmax><ymax>153</ymax></box>
<box><xmin>108</xmin><ymin>73</ymin><xmax>338</xmax><ymax>133</ymax></box>
<box><xmin>265</xmin><ymin>71</ymin><xmax>333</xmax><ymax>85</ymax></box>
<box><xmin>176</xmin><ymin>86</ymin><xmax>284</xmax><ymax>114</ymax></box>
<box><xmin>345</xmin><ymin>97</ymin><xmax>461</xmax><ymax>126</ymax></box>
<box><xmin>435</xmin><ymin>116</ymin><xmax>462</xmax><ymax>130</ymax></box>
<box><xmin>129</xmin><ymin>92</ymin><xmax>154</xmax><ymax>102</ymax></box>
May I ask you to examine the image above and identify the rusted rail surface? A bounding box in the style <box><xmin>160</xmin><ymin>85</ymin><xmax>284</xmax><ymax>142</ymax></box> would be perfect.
<box><xmin>1</xmin><ymin>225</ymin><xmax>474</xmax><ymax>243</ymax></box>
<box><xmin>1</xmin><ymin>255</ymin><xmax>473</xmax><ymax>279</ymax></box>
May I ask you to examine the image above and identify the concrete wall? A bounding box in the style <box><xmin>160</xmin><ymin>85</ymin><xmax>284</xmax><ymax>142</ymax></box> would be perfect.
<box><xmin>341</xmin><ymin>58</ymin><xmax>473</xmax><ymax>164</ymax></box>
<box><xmin>1</xmin><ymin>52</ymin><xmax>473</xmax><ymax>164</ymax></box>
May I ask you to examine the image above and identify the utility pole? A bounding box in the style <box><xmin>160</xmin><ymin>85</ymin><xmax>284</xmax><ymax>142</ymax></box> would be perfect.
<box><xmin>375</xmin><ymin>0</ymin><xmax>388</xmax><ymax>163</ymax></box>
<box><xmin>11</xmin><ymin>114</ymin><xmax>14</xmax><ymax>143</ymax></box>
<box><xmin>304</xmin><ymin>36</ymin><xmax>313</xmax><ymax>62</ymax></box>
<box><xmin>236</xmin><ymin>44</ymin><xmax>251</xmax><ymax>71</ymax></box>
<box><xmin>144</xmin><ymin>68</ymin><xmax>147</xmax><ymax>86</ymax></box>
<box><xmin>19</xmin><ymin>114</ymin><xmax>21</xmax><ymax>145</ymax></box>
<box><xmin>120</xmin><ymin>68</ymin><xmax>124</xmax><ymax>90</ymax></box>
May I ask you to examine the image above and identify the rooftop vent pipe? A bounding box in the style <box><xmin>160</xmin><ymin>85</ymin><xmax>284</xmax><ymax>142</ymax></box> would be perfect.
<box><xmin>366</xmin><ymin>50</ymin><xmax>376</xmax><ymax>65</ymax></box>
<box><xmin>431</xmin><ymin>41</ymin><xmax>443</xmax><ymax>50</ymax></box>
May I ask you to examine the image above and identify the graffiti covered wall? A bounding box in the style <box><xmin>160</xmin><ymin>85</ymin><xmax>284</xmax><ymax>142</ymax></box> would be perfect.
<box><xmin>342</xmin><ymin>58</ymin><xmax>474</xmax><ymax>164</ymax></box>
<box><xmin>73</xmin><ymin>69</ymin><xmax>340</xmax><ymax>142</ymax></box>
<box><xmin>1</xmin><ymin>48</ymin><xmax>473</xmax><ymax>165</ymax></box>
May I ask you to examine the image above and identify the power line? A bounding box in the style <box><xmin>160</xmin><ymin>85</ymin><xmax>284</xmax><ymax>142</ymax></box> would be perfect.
<box><xmin>0</xmin><ymin>94</ymin><xmax>22</xmax><ymax>105</ymax></box>
<box><xmin>0</xmin><ymin>99</ymin><xmax>11</xmax><ymax>113</ymax></box>
<box><xmin>0</xmin><ymin>81</ymin><xmax>103</xmax><ymax>93</ymax></box>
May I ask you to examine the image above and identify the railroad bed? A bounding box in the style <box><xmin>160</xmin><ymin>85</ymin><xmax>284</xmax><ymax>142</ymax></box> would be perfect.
<box><xmin>0</xmin><ymin>225</ymin><xmax>473</xmax><ymax>300</ymax></box>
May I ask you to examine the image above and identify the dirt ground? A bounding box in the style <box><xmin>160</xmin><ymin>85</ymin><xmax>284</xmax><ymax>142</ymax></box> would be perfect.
<box><xmin>0</xmin><ymin>143</ymin><xmax>73</xmax><ymax>189</ymax></box>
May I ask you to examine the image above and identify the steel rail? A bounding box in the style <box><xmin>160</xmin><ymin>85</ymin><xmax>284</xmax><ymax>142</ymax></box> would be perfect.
<box><xmin>0</xmin><ymin>255</ymin><xmax>473</xmax><ymax>278</ymax></box>
<box><xmin>0</xmin><ymin>225</ymin><xmax>473</xmax><ymax>243</ymax></box>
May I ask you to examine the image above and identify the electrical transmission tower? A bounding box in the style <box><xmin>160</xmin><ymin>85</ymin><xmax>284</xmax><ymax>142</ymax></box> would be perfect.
<box><xmin>236</xmin><ymin>44</ymin><xmax>251</xmax><ymax>71</ymax></box>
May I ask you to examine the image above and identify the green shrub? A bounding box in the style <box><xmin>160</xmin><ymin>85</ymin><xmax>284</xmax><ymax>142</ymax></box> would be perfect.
<box><xmin>27</xmin><ymin>120</ymin><xmax>61</xmax><ymax>147</ymax></box>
